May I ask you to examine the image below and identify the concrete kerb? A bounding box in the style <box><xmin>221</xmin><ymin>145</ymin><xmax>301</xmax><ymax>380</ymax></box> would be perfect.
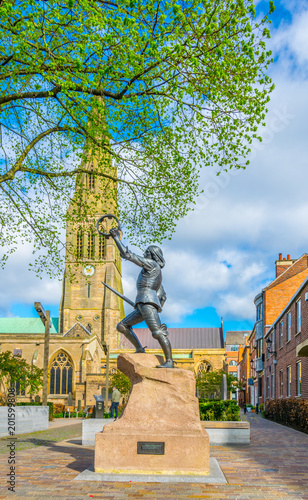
<box><xmin>74</xmin><ymin>457</ymin><xmax>227</xmax><ymax>484</ymax></box>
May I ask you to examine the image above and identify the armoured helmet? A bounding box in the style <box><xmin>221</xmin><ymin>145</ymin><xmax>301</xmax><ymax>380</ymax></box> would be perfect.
<box><xmin>146</xmin><ymin>245</ymin><xmax>165</xmax><ymax>268</ymax></box>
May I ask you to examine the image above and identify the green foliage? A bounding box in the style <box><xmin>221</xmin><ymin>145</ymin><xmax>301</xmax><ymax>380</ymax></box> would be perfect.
<box><xmin>259</xmin><ymin>403</ymin><xmax>264</xmax><ymax>412</ymax></box>
<box><xmin>196</xmin><ymin>369</ymin><xmax>240</xmax><ymax>399</ymax></box>
<box><xmin>199</xmin><ymin>399</ymin><xmax>240</xmax><ymax>421</ymax></box>
<box><xmin>0</xmin><ymin>351</ymin><xmax>43</xmax><ymax>405</ymax></box>
<box><xmin>110</xmin><ymin>369</ymin><xmax>131</xmax><ymax>400</ymax></box>
<box><xmin>265</xmin><ymin>399</ymin><xmax>308</xmax><ymax>434</ymax></box>
<box><xmin>0</xmin><ymin>0</ymin><xmax>275</xmax><ymax>275</ymax></box>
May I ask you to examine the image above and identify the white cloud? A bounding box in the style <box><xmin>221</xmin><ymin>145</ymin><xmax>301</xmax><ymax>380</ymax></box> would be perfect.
<box><xmin>271</xmin><ymin>9</ymin><xmax>308</xmax><ymax>66</ymax></box>
<box><xmin>0</xmin><ymin>242</ymin><xmax>62</xmax><ymax>316</ymax></box>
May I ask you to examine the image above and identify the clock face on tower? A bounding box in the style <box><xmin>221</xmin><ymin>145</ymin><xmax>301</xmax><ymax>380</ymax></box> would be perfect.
<box><xmin>82</xmin><ymin>265</ymin><xmax>95</xmax><ymax>277</ymax></box>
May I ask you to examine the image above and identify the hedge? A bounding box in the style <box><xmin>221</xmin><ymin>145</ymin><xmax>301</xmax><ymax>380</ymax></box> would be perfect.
<box><xmin>265</xmin><ymin>399</ymin><xmax>308</xmax><ymax>434</ymax></box>
<box><xmin>199</xmin><ymin>399</ymin><xmax>240</xmax><ymax>421</ymax></box>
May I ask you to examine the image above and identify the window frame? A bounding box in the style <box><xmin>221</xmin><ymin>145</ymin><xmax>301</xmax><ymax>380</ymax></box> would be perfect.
<box><xmin>279</xmin><ymin>321</ymin><xmax>283</xmax><ymax>348</ymax></box>
<box><xmin>271</xmin><ymin>373</ymin><xmax>275</xmax><ymax>399</ymax></box>
<box><xmin>296</xmin><ymin>361</ymin><xmax>301</xmax><ymax>396</ymax></box>
<box><xmin>296</xmin><ymin>299</ymin><xmax>301</xmax><ymax>334</ymax></box>
<box><xmin>287</xmin><ymin>311</ymin><xmax>291</xmax><ymax>342</ymax></box>
<box><xmin>287</xmin><ymin>365</ymin><xmax>291</xmax><ymax>397</ymax></box>
<box><xmin>49</xmin><ymin>350</ymin><xmax>74</xmax><ymax>396</ymax></box>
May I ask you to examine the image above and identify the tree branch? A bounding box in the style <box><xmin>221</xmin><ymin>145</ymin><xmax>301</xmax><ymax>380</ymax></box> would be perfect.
<box><xmin>0</xmin><ymin>125</ymin><xmax>70</xmax><ymax>183</ymax></box>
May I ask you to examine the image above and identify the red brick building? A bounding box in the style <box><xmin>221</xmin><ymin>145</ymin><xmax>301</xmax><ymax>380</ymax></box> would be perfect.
<box><xmin>239</xmin><ymin>254</ymin><xmax>308</xmax><ymax>406</ymax></box>
<box><xmin>225</xmin><ymin>331</ymin><xmax>250</xmax><ymax>378</ymax></box>
<box><xmin>237</xmin><ymin>335</ymin><xmax>251</xmax><ymax>406</ymax></box>
<box><xmin>264</xmin><ymin>275</ymin><xmax>308</xmax><ymax>400</ymax></box>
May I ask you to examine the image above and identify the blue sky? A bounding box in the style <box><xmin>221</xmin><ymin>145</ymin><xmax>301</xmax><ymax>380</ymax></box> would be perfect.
<box><xmin>1</xmin><ymin>0</ymin><xmax>308</xmax><ymax>336</ymax></box>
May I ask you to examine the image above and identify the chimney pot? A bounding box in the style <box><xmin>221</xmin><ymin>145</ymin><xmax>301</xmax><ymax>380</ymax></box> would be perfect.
<box><xmin>287</xmin><ymin>254</ymin><xmax>291</xmax><ymax>260</ymax></box>
<box><xmin>283</xmin><ymin>257</ymin><xmax>286</xmax><ymax>260</ymax></box>
<box><xmin>279</xmin><ymin>253</ymin><xmax>282</xmax><ymax>260</ymax></box>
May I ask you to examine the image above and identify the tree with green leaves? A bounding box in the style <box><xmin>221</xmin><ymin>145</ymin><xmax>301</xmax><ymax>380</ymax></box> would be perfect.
<box><xmin>0</xmin><ymin>351</ymin><xmax>43</xmax><ymax>405</ymax></box>
<box><xmin>196</xmin><ymin>368</ymin><xmax>239</xmax><ymax>399</ymax></box>
<box><xmin>110</xmin><ymin>369</ymin><xmax>131</xmax><ymax>401</ymax></box>
<box><xmin>0</xmin><ymin>0</ymin><xmax>275</xmax><ymax>275</ymax></box>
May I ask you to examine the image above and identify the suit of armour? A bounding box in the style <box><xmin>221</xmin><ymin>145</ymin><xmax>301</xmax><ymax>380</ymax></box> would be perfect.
<box><xmin>110</xmin><ymin>232</ymin><xmax>174</xmax><ymax>368</ymax></box>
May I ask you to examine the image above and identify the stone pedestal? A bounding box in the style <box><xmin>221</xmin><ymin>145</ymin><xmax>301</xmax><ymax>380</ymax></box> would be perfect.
<box><xmin>95</xmin><ymin>353</ymin><xmax>209</xmax><ymax>475</ymax></box>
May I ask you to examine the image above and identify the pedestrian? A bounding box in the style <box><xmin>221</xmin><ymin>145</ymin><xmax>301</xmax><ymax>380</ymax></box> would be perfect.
<box><xmin>110</xmin><ymin>386</ymin><xmax>121</xmax><ymax>419</ymax></box>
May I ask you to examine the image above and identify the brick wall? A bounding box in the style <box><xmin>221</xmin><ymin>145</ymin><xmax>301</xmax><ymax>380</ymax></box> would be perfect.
<box><xmin>265</xmin><ymin>284</ymin><xmax>308</xmax><ymax>400</ymax></box>
<box><xmin>265</xmin><ymin>268</ymin><xmax>308</xmax><ymax>326</ymax></box>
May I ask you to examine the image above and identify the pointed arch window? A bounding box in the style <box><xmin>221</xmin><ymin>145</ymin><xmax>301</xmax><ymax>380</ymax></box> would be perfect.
<box><xmin>195</xmin><ymin>360</ymin><xmax>211</xmax><ymax>376</ymax></box>
<box><xmin>49</xmin><ymin>350</ymin><xmax>73</xmax><ymax>395</ymax></box>
<box><xmin>99</xmin><ymin>234</ymin><xmax>106</xmax><ymax>259</ymax></box>
<box><xmin>87</xmin><ymin>232</ymin><xmax>95</xmax><ymax>259</ymax></box>
<box><xmin>77</xmin><ymin>229</ymin><xmax>83</xmax><ymax>259</ymax></box>
<box><xmin>88</xmin><ymin>173</ymin><xmax>95</xmax><ymax>190</ymax></box>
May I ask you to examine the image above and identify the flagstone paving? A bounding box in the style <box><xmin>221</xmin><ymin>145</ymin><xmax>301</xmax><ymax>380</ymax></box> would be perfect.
<box><xmin>0</xmin><ymin>422</ymin><xmax>82</xmax><ymax>453</ymax></box>
<box><xmin>0</xmin><ymin>413</ymin><xmax>307</xmax><ymax>499</ymax></box>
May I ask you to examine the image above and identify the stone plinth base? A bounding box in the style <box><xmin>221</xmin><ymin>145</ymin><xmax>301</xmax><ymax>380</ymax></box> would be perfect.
<box><xmin>94</xmin><ymin>353</ymin><xmax>209</xmax><ymax>475</ymax></box>
<box><xmin>76</xmin><ymin>458</ymin><xmax>226</xmax><ymax>483</ymax></box>
<box><xmin>95</xmin><ymin>430</ymin><xmax>209</xmax><ymax>475</ymax></box>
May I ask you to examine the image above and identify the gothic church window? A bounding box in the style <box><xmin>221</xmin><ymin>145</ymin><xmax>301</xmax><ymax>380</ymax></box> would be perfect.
<box><xmin>87</xmin><ymin>232</ymin><xmax>95</xmax><ymax>259</ymax></box>
<box><xmin>195</xmin><ymin>360</ymin><xmax>211</xmax><ymax>376</ymax></box>
<box><xmin>77</xmin><ymin>229</ymin><xmax>83</xmax><ymax>259</ymax></box>
<box><xmin>88</xmin><ymin>173</ymin><xmax>95</xmax><ymax>190</ymax></box>
<box><xmin>99</xmin><ymin>234</ymin><xmax>106</xmax><ymax>259</ymax></box>
<box><xmin>49</xmin><ymin>350</ymin><xmax>73</xmax><ymax>395</ymax></box>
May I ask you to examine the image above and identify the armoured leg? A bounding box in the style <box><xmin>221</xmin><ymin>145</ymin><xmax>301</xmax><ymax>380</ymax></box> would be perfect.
<box><xmin>152</xmin><ymin>324</ymin><xmax>174</xmax><ymax>368</ymax></box>
<box><xmin>117</xmin><ymin>310</ymin><xmax>146</xmax><ymax>353</ymax></box>
<box><xmin>137</xmin><ymin>305</ymin><xmax>174</xmax><ymax>368</ymax></box>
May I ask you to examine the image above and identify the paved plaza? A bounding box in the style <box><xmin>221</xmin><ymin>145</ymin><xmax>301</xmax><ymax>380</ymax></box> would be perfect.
<box><xmin>0</xmin><ymin>413</ymin><xmax>307</xmax><ymax>500</ymax></box>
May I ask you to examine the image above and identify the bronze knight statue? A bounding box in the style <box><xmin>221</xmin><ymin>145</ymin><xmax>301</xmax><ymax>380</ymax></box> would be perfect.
<box><xmin>97</xmin><ymin>215</ymin><xmax>174</xmax><ymax>368</ymax></box>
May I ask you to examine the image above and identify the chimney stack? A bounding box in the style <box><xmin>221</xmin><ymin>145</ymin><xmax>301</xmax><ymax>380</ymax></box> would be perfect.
<box><xmin>275</xmin><ymin>253</ymin><xmax>295</xmax><ymax>278</ymax></box>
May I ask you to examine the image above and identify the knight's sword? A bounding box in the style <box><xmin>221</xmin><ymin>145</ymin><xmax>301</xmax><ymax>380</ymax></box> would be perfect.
<box><xmin>101</xmin><ymin>282</ymin><xmax>135</xmax><ymax>308</ymax></box>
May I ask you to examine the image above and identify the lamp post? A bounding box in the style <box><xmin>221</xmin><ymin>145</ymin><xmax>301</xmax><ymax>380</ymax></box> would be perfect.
<box><xmin>102</xmin><ymin>341</ymin><xmax>110</xmax><ymax>415</ymax></box>
<box><xmin>265</xmin><ymin>337</ymin><xmax>277</xmax><ymax>357</ymax></box>
<box><xmin>34</xmin><ymin>302</ymin><xmax>52</xmax><ymax>407</ymax></box>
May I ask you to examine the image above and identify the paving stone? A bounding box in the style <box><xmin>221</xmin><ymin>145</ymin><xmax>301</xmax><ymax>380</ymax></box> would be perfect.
<box><xmin>0</xmin><ymin>414</ymin><xmax>307</xmax><ymax>499</ymax></box>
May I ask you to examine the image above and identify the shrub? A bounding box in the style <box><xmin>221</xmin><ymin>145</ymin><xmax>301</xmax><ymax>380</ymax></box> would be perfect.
<box><xmin>53</xmin><ymin>403</ymin><xmax>65</xmax><ymax>416</ymax></box>
<box><xmin>259</xmin><ymin>403</ymin><xmax>264</xmax><ymax>412</ymax></box>
<box><xmin>199</xmin><ymin>399</ymin><xmax>240</xmax><ymax>421</ymax></box>
<box><xmin>265</xmin><ymin>399</ymin><xmax>308</xmax><ymax>434</ymax></box>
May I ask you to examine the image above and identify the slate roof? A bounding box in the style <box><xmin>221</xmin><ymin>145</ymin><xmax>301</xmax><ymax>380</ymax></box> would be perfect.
<box><xmin>225</xmin><ymin>331</ymin><xmax>251</xmax><ymax>346</ymax></box>
<box><xmin>119</xmin><ymin>327</ymin><xmax>224</xmax><ymax>350</ymax></box>
<box><xmin>0</xmin><ymin>317</ymin><xmax>59</xmax><ymax>335</ymax></box>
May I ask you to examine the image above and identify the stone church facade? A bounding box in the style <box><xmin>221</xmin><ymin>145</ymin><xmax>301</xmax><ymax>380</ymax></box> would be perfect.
<box><xmin>0</xmin><ymin>150</ymin><xmax>226</xmax><ymax>407</ymax></box>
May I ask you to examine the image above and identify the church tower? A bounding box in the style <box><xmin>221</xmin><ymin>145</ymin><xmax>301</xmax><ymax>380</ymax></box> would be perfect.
<box><xmin>58</xmin><ymin>142</ymin><xmax>125</xmax><ymax>350</ymax></box>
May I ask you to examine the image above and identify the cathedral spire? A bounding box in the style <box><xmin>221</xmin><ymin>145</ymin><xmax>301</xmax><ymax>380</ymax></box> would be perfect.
<box><xmin>59</xmin><ymin>111</ymin><xmax>124</xmax><ymax>348</ymax></box>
